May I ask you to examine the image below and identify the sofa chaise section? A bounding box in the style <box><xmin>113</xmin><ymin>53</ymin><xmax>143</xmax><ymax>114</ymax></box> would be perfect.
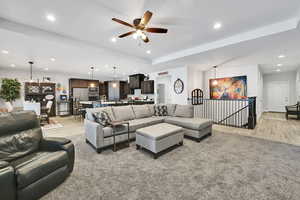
<box><xmin>165</xmin><ymin>117</ymin><xmax>213</xmax><ymax>142</ymax></box>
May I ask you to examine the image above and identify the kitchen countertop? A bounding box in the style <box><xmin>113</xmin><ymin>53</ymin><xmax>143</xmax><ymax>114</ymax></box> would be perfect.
<box><xmin>79</xmin><ymin>100</ymin><xmax>154</xmax><ymax>105</ymax></box>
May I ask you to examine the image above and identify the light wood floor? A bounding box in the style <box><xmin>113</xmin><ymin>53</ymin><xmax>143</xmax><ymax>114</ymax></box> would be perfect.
<box><xmin>44</xmin><ymin>112</ymin><xmax>300</xmax><ymax>146</ymax></box>
<box><xmin>214</xmin><ymin>112</ymin><xmax>300</xmax><ymax>146</ymax></box>
<box><xmin>43</xmin><ymin>116</ymin><xmax>84</xmax><ymax>138</ymax></box>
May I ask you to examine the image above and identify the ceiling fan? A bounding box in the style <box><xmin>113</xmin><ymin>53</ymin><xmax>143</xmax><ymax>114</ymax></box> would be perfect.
<box><xmin>112</xmin><ymin>11</ymin><xmax>168</xmax><ymax>43</ymax></box>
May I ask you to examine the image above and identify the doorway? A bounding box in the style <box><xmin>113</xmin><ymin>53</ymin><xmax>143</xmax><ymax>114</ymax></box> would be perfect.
<box><xmin>265</xmin><ymin>81</ymin><xmax>289</xmax><ymax>112</ymax></box>
<box><xmin>156</xmin><ymin>75</ymin><xmax>171</xmax><ymax>104</ymax></box>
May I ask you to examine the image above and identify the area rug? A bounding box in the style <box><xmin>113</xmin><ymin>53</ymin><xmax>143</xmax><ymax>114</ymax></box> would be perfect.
<box><xmin>41</xmin><ymin>120</ymin><xmax>63</xmax><ymax>130</ymax></box>
<box><xmin>41</xmin><ymin>132</ymin><xmax>300</xmax><ymax>200</ymax></box>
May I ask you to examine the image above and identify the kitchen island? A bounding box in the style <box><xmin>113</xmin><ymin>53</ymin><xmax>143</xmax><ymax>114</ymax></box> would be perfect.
<box><xmin>80</xmin><ymin>100</ymin><xmax>154</xmax><ymax>108</ymax></box>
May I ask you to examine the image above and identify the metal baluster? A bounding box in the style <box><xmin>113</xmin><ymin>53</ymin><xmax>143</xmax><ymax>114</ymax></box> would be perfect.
<box><xmin>241</xmin><ymin>100</ymin><xmax>243</xmax><ymax>127</ymax></box>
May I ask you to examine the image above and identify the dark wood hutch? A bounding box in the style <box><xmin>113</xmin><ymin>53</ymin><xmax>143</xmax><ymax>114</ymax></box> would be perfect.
<box><xmin>24</xmin><ymin>82</ymin><xmax>56</xmax><ymax>117</ymax></box>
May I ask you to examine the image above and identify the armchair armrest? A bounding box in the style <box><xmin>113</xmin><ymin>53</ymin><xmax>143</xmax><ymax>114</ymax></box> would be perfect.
<box><xmin>0</xmin><ymin>161</ymin><xmax>16</xmax><ymax>200</ymax></box>
<box><xmin>40</xmin><ymin>137</ymin><xmax>75</xmax><ymax>173</ymax></box>
<box><xmin>0</xmin><ymin>160</ymin><xmax>10</xmax><ymax>168</ymax></box>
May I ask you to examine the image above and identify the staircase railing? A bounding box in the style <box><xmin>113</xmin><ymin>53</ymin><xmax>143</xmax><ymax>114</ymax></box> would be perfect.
<box><xmin>192</xmin><ymin>97</ymin><xmax>257</xmax><ymax>129</ymax></box>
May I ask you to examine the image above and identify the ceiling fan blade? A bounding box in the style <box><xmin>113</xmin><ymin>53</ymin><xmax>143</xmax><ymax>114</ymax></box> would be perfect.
<box><xmin>142</xmin><ymin>36</ymin><xmax>150</xmax><ymax>43</ymax></box>
<box><xmin>145</xmin><ymin>28</ymin><xmax>168</xmax><ymax>33</ymax></box>
<box><xmin>140</xmin><ymin>11</ymin><xmax>153</xmax><ymax>26</ymax></box>
<box><xmin>118</xmin><ymin>31</ymin><xmax>136</xmax><ymax>38</ymax></box>
<box><xmin>112</xmin><ymin>18</ymin><xmax>134</xmax><ymax>28</ymax></box>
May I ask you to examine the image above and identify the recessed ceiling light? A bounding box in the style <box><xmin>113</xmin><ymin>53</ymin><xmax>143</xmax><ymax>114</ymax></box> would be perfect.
<box><xmin>44</xmin><ymin>68</ymin><xmax>49</xmax><ymax>71</ymax></box>
<box><xmin>1</xmin><ymin>50</ymin><xmax>9</xmax><ymax>54</ymax></box>
<box><xmin>50</xmin><ymin>58</ymin><xmax>56</xmax><ymax>62</ymax></box>
<box><xmin>104</xmin><ymin>64</ymin><xmax>109</xmax><ymax>68</ymax></box>
<box><xmin>276</xmin><ymin>69</ymin><xmax>281</xmax><ymax>72</ymax></box>
<box><xmin>278</xmin><ymin>55</ymin><xmax>286</xmax><ymax>58</ymax></box>
<box><xmin>146</xmin><ymin>50</ymin><xmax>151</xmax><ymax>54</ymax></box>
<box><xmin>213</xmin><ymin>22</ymin><xmax>222</xmax><ymax>30</ymax></box>
<box><xmin>111</xmin><ymin>37</ymin><xmax>117</xmax><ymax>43</ymax></box>
<box><xmin>10</xmin><ymin>64</ymin><xmax>16</xmax><ymax>67</ymax></box>
<box><xmin>46</xmin><ymin>14</ymin><xmax>56</xmax><ymax>22</ymax></box>
<box><xmin>95</xmin><ymin>68</ymin><xmax>99</xmax><ymax>72</ymax></box>
<box><xmin>277</xmin><ymin>64</ymin><xmax>283</xmax><ymax>67</ymax></box>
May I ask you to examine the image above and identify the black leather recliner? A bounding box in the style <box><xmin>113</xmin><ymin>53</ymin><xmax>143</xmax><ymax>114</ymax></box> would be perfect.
<box><xmin>0</xmin><ymin>111</ymin><xmax>75</xmax><ymax>200</ymax></box>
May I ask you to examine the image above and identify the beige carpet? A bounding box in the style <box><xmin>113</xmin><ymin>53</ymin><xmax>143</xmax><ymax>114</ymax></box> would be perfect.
<box><xmin>41</xmin><ymin>132</ymin><xmax>300</xmax><ymax>200</ymax></box>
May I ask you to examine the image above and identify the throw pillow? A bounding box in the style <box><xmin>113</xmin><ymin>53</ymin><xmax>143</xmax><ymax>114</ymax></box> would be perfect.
<box><xmin>93</xmin><ymin>111</ymin><xmax>112</xmax><ymax>126</ymax></box>
<box><xmin>154</xmin><ymin>105</ymin><xmax>168</xmax><ymax>116</ymax></box>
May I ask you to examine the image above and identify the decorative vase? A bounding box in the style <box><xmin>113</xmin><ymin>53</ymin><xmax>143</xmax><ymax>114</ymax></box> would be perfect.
<box><xmin>5</xmin><ymin>102</ymin><xmax>13</xmax><ymax>112</ymax></box>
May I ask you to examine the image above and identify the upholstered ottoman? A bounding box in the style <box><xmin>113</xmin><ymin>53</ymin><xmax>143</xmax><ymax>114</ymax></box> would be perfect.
<box><xmin>135</xmin><ymin>123</ymin><xmax>184</xmax><ymax>159</ymax></box>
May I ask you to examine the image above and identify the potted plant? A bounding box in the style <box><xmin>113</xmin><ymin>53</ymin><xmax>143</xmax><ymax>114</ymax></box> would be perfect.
<box><xmin>0</xmin><ymin>78</ymin><xmax>21</xmax><ymax>112</ymax></box>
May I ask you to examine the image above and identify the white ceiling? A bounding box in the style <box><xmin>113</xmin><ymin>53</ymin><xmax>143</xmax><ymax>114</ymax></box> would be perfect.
<box><xmin>0</xmin><ymin>0</ymin><xmax>300</xmax><ymax>77</ymax></box>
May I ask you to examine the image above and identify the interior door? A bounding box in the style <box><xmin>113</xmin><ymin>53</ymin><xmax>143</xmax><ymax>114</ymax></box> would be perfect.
<box><xmin>266</xmin><ymin>81</ymin><xmax>289</xmax><ymax>112</ymax></box>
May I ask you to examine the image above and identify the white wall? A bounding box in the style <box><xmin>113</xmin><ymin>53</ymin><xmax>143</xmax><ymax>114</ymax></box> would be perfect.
<box><xmin>257</xmin><ymin>66</ymin><xmax>264</xmax><ymax>118</ymax></box>
<box><xmin>187</xmin><ymin>65</ymin><xmax>204</xmax><ymax>96</ymax></box>
<box><xmin>0</xmin><ymin>68</ymin><xmax>84</xmax><ymax>110</ymax></box>
<box><xmin>263</xmin><ymin>71</ymin><xmax>297</xmax><ymax>110</ymax></box>
<box><xmin>296</xmin><ymin>67</ymin><xmax>300</xmax><ymax>101</ymax></box>
<box><xmin>149</xmin><ymin>66</ymin><xmax>189</xmax><ymax>105</ymax></box>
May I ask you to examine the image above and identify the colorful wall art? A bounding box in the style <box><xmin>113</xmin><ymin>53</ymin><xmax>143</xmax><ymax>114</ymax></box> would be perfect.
<box><xmin>209</xmin><ymin>76</ymin><xmax>247</xmax><ymax>99</ymax></box>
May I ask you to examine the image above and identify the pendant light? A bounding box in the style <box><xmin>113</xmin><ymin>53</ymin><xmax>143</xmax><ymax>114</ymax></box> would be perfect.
<box><xmin>112</xmin><ymin>66</ymin><xmax>117</xmax><ymax>88</ymax></box>
<box><xmin>89</xmin><ymin>66</ymin><xmax>95</xmax><ymax>88</ymax></box>
<box><xmin>28</xmin><ymin>61</ymin><xmax>34</xmax><ymax>83</ymax></box>
<box><xmin>212</xmin><ymin>66</ymin><xmax>218</xmax><ymax>86</ymax></box>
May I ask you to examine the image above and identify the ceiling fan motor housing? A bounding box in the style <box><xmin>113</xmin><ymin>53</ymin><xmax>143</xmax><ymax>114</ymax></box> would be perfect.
<box><xmin>133</xmin><ymin>18</ymin><xmax>142</xmax><ymax>27</ymax></box>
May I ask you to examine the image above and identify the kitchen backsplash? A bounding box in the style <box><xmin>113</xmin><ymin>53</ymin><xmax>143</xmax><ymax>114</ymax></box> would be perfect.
<box><xmin>127</xmin><ymin>89</ymin><xmax>155</xmax><ymax>100</ymax></box>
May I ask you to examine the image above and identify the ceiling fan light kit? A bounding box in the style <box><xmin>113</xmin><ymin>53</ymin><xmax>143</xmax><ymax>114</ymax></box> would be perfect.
<box><xmin>112</xmin><ymin>10</ymin><xmax>168</xmax><ymax>43</ymax></box>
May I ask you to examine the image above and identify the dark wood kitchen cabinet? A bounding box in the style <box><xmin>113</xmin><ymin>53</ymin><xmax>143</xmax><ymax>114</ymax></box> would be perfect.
<box><xmin>129</xmin><ymin>74</ymin><xmax>145</xmax><ymax>89</ymax></box>
<box><xmin>103</xmin><ymin>81</ymin><xmax>109</xmax><ymax>98</ymax></box>
<box><xmin>99</xmin><ymin>82</ymin><xmax>105</xmax><ymax>96</ymax></box>
<box><xmin>141</xmin><ymin>80</ymin><xmax>154</xmax><ymax>94</ymax></box>
<box><xmin>120</xmin><ymin>81</ymin><xmax>132</xmax><ymax>99</ymax></box>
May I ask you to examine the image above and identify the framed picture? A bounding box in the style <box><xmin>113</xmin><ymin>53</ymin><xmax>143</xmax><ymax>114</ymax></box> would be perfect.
<box><xmin>28</xmin><ymin>85</ymin><xmax>40</xmax><ymax>94</ymax></box>
<box><xmin>42</xmin><ymin>86</ymin><xmax>53</xmax><ymax>93</ymax></box>
<box><xmin>209</xmin><ymin>76</ymin><xmax>247</xmax><ymax>99</ymax></box>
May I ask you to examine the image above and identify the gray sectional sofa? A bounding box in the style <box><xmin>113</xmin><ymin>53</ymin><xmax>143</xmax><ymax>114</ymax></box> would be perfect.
<box><xmin>84</xmin><ymin>104</ymin><xmax>213</xmax><ymax>153</ymax></box>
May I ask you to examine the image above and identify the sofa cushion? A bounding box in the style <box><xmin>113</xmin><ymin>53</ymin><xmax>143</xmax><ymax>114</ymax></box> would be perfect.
<box><xmin>154</xmin><ymin>105</ymin><xmax>168</xmax><ymax>116</ymax></box>
<box><xmin>166</xmin><ymin>104</ymin><xmax>177</xmax><ymax>116</ymax></box>
<box><xmin>132</xmin><ymin>105</ymin><xmax>152</xmax><ymax>118</ymax></box>
<box><xmin>0</xmin><ymin>127</ymin><xmax>42</xmax><ymax>162</ymax></box>
<box><xmin>165</xmin><ymin>117</ymin><xmax>213</xmax><ymax>131</ymax></box>
<box><xmin>136</xmin><ymin>123</ymin><xmax>183</xmax><ymax>140</ymax></box>
<box><xmin>11</xmin><ymin>151</ymin><xmax>68</xmax><ymax>189</ymax></box>
<box><xmin>128</xmin><ymin>117</ymin><xmax>164</xmax><ymax>132</ymax></box>
<box><xmin>174</xmin><ymin>105</ymin><xmax>194</xmax><ymax>118</ymax></box>
<box><xmin>112</xmin><ymin>106</ymin><xmax>135</xmax><ymax>121</ymax></box>
<box><xmin>86</xmin><ymin>107</ymin><xmax>115</xmax><ymax>122</ymax></box>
